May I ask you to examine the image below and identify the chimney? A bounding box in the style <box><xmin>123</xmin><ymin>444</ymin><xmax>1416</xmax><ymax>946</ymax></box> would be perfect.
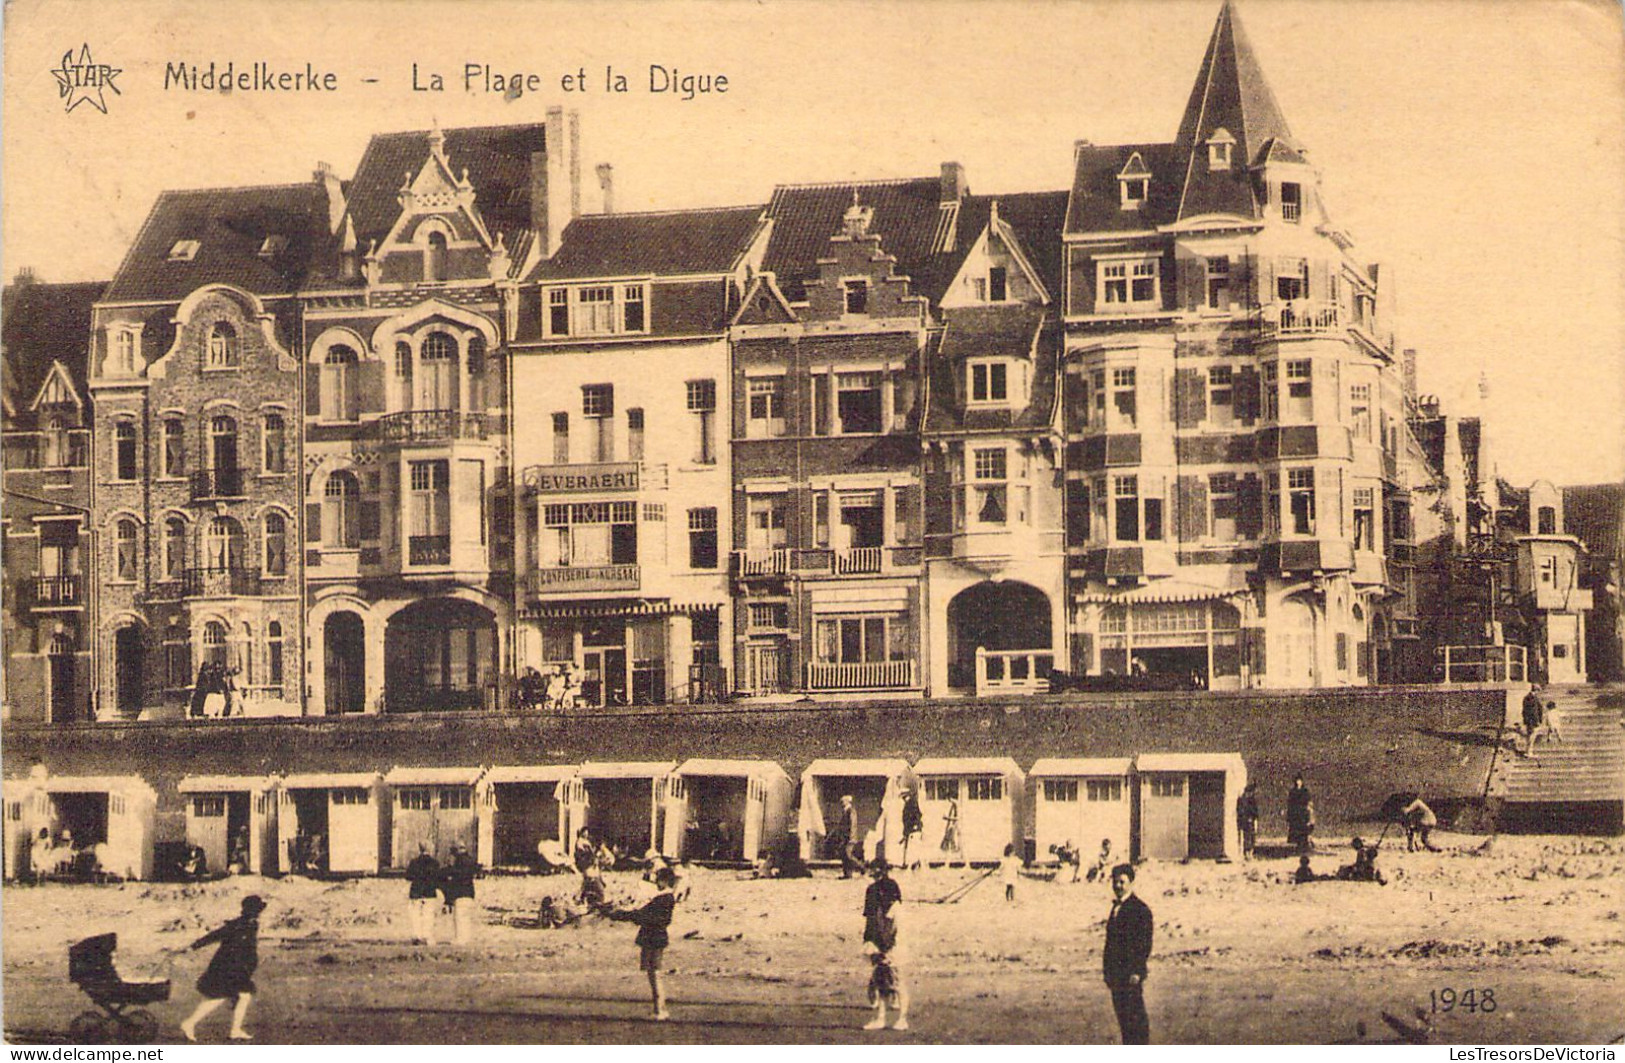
<box><xmin>569</xmin><ymin>112</ymin><xmax>582</xmax><ymax>220</ymax></box>
<box><xmin>535</xmin><ymin>108</ymin><xmax>581</xmax><ymax>259</ymax></box>
<box><xmin>940</xmin><ymin>161</ymin><xmax>967</xmax><ymax>205</ymax></box>
<box><xmin>314</xmin><ymin>161</ymin><xmax>345</xmax><ymax>235</ymax></box>
<box><xmin>597</xmin><ymin>163</ymin><xmax>615</xmax><ymax>215</ymax></box>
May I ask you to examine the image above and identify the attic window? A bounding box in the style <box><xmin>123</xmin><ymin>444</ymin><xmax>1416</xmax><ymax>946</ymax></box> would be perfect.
<box><xmin>258</xmin><ymin>234</ymin><xmax>288</xmax><ymax>257</ymax></box>
<box><xmin>1281</xmin><ymin>182</ymin><xmax>1302</xmax><ymax>223</ymax></box>
<box><xmin>843</xmin><ymin>279</ymin><xmax>869</xmax><ymax>316</ymax></box>
<box><xmin>168</xmin><ymin>240</ymin><xmax>200</xmax><ymax>261</ymax></box>
<box><xmin>1207</xmin><ymin>129</ymin><xmax>1235</xmax><ymax>172</ymax></box>
<box><xmin>1119</xmin><ymin>178</ymin><xmax>1148</xmax><ymax>209</ymax></box>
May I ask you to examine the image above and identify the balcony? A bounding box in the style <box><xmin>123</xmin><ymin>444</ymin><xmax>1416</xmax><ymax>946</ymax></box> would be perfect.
<box><xmin>149</xmin><ymin>567</ymin><xmax>264</xmax><ymax>600</ymax></box>
<box><xmin>190</xmin><ymin>468</ymin><xmax>245</xmax><ymax>501</ymax></box>
<box><xmin>408</xmin><ymin>535</ymin><xmax>452</xmax><ymax>566</ymax></box>
<box><xmin>380</xmin><ymin>409</ymin><xmax>488</xmax><ymax>444</ymax></box>
<box><xmin>732</xmin><ymin>549</ymin><xmax>789</xmax><ymax>578</ymax></box>
<box><xmin>528</xmin><ymin>564</ymin><xmax>640</xmax><ymax>595</ymax></box>
<box><xmin>976</xmin><ymin>648</ymin><xmax>1054</xmax><ymax>696</ymax></box>
<box><xmin>1260</xmin><ymin>301</ymin><xmax>1340</xmax><ymax>338</ymax></box>
<box><xmin>805</xmin><ymin>659</ymin><xmax>916</xmax><ymax>691</ymax></box>
<box><xmin>33</xmin><ymin>575</ymin><xmax>82</xmax><ymax>607</ymax></box>
<box><xmin>835</xmin><ymin>546</ymin><xmax>883</xmax><ymax>575</ymax></box>
<box><xmin>790</xmin><ymin>546</ymin><xmax>923</xmax><ymax>577</ymax></box>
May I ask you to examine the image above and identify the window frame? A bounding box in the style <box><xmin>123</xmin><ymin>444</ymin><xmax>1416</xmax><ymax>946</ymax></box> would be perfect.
<box><xmin>967</xmin><ymin>359</ymin><xmax>1011</xmax><ymax>407</ymax></box>
<box><xmin>543</xmin><ymin>283</ymin><xmax>652</xmax><ymax>338</ymax></box>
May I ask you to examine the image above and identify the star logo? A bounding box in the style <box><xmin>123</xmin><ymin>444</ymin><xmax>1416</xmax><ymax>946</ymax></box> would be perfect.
<box><xmin>52</xmin><ymin>44</ymin><xmax>121</xmax><ymax>114</ymax></box>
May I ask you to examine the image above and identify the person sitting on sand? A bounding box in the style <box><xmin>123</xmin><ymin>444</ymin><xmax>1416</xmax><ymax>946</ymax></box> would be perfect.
<box><xmin>1086</xmin><ymin>838</ymin><xmax>1114</xmax><ymax>883</ymax></box>
<box><xmin>29</xmin><ymin>828</ymin><xmax>55</xmax><ymax>882</ymax></box>
<box><xmin>1292</xmin><ymin>855</ymin><xmax>1321</xmax><ymax>884</ymax></box>
<box><xmin>1051</xmin><ymin>840</ymin><xmax>1082</xmax><ymax>883</ymax></box>
<box><xmin>1335</xmin><ymin>837</ymin><xmax>1387</xmax><ymax>885</ymax></box>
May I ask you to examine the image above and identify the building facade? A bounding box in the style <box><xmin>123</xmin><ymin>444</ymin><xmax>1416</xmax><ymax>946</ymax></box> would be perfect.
<box><xmin>2</xmin><ymin>280</ymin><xmax>104</xmax><ymax>723</ymax></box>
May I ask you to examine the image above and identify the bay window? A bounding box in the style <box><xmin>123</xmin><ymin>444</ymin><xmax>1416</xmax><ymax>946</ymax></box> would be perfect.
<box><xmin>1353</xmin><ymin>487</ymin><xmax>1375</xmax><ymax>551</ymax></box>
<box><xmin>408</xmin><ymin>460</ymin><xmax>451</xmax><ymax>563</ymax></box>
<box><xmin>1114</xmin><ymin>475</ymin><xmax>1139</xmax><ymax>541</ymax></box>
<box><xmin>1112</xmin><ymin>367</ymin><xmax>1137</xmax><ymax>428</ymax></box>
<box><xmin>971</xmin><ymin>448</ymin><xmax>1008</xmax><ymax>525</ymax></box>
<box><xmin>814</xmin><ymin>615</ymin><xmax>908</xmax><ymax>666</ymax></box>
<box><xmin>1209</xmin><ymin>473</ymin><xmax>1238</xmax><ymax>541</ymax></box>
<box><xmin>543</xmin><ymin>501</ymin><xmax>637</xmax><ymax>567</ymax></box>
<box><xmin>1285</xmin><ymin>359</ymin><xmax>1312</xmax><ymax>420</ymax></box>
<box><xmin>968</xmin><ymin>360</ymin><xmax>1009</xmax><ymax>405</ymax></box>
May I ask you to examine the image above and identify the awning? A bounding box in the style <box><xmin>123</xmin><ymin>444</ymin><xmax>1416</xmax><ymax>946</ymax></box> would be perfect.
<box><xmin>482</xmin><ymin>765</ymin><xmax>578</xmax><ymax>785</ymax></box>
<box><xmin>178</xmin><ymin>775</ymin><xmax>279</xmax><ymax>794</ymax></box>
<box><xmin>676</xmin><ymin>758</ymin><xmax>786</xmax><ymax>780</ymax></box>
<box><xmin>576</xmin><ymin>761</ymin><xmax>678</xmax><ymax>780</ymax></box>
<box><xmin>1029</xmin><ymin>757</ymin><xmax>1134</xmax><ymax>778</ymax></box>
<box><xmin>913</xmin><ymin>757</ymin><xmax>1023</xmax><ymax>778</ymax></box>
<box><xmin>282</xmin><ymin>772</ymin><xmax>380</xmax><ymax>790</ymax></box>
<box><xmin>382</xmin><ymin>767</ymin><xmax>483</xmax><ymax>788</ymax></box>
<box><xmin>1074</xmin><ymin>571</ymin><xmax>1248</xmax><ymax>605</ymax></box>
<box><xmin>520</xmin><ymin>599</ymin><xmax>723</xmax><ymax>620</ymax></box>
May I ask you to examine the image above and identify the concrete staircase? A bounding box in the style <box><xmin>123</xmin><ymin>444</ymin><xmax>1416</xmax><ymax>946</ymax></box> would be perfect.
<box><xmin>1488</xmin><ymin>686</ymin><xmax>1625</xmax><ymax>830</ymax></box>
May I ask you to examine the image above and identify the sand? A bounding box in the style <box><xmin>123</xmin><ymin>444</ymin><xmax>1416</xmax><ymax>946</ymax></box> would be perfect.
<box><xmin>4</xmin><ymin>833</ymin><xmax>1623</xmax><ymax>1045</ymax></box>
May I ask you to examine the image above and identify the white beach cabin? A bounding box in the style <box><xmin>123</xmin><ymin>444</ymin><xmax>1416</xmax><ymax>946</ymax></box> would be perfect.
<box><xmin>278</xmin><ymin>772</ymin><xmax>387</xmax><ymax>874</ymax></box>
<box><xmin>663</xmin><ymin>759</ymin><xmax>794</xmax><ymax>863</ymax></box>
<box><xmin>477</xmin><ymin>764</ymin><xmax>577</xmax><ymax>870</ymax></box>
<box><xmin>384</xmin><ymin>766</ymin><xmax>484</xmax><ymax>867</ymax></box>
<box><xmin>561</xmin><ymin>762</ymin><xmax>678</xmax><ymax>858</ymax></box>
<box><xmin>1030</xmin><ymin>758</ymin><xmax>1135</xmax><ymax>867</ymax></box>
<box><xmin>912</xmin><ymin>757</ymin><xmax>1025</xmax><ymax>864</ymax></box>
<box><xmin>798</xmin><ymin>758</ymin><xmax>910</xmax><ymax>865</ymax></box>
<box><xmin>3</xmin><ymin>773</ymin><xmax>157</xmax><ymax>881</ymax></box>
<box><xmin>1134</xmin><ymin>752</ymin><xmax>1248</xmax><ymax>862</ymax></box>
<box><xmin>177</xmin><ymin>774</ymin><xmax>281</xmax><ymax>875</ymax></box>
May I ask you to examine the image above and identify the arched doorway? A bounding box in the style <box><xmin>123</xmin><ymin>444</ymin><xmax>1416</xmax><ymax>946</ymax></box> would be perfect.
<box><xmin>946</xmin><ymin>581</ymin><xmax>1052</xmax><ymax>689</ymax></box>
<box><xmin>1273</xmin><ymin>595</ymin><xmax>1317</xmax><ymax>687</ymax></box>
<box><xmin>48</xmin><ymin>631</ymin><xmax>77</xmax><ymax>723</ymax></box>
<box><xmin>114</xmin><ymin>625</ymin><xmax>144</xmax><ymax>716</ymax></box>
<box><xmin>385</xmin><ymin>598</ymin><xmax>497</xmax><ymax>712</ymax></box>
<box><xmin>325</xmin><ymin>612</ymin><xmax>366</xmax><ymax>714</ymax></box>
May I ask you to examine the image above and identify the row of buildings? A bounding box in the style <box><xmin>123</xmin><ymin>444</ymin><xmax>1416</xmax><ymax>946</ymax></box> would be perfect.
<box><xmin>4</xmin><ymin>2</ymin><xmax>1618</xmax><ymax>725</ymax></box>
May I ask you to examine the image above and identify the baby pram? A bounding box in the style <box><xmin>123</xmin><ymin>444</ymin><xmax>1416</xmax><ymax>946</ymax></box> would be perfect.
<box><xmin>68</xmin><ymin>933</ymin><xmax>169</xmax><ymax>1044</ymax></box>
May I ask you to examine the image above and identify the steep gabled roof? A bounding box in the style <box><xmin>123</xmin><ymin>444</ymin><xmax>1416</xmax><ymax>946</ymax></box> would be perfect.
<box><xmin>959</xmin><ymin>191</ymin><xmax>1069</xmax><ymax>301</ymax></box>
<box><xmin>102</xmin><ymin>183</ymin><xmax>330</xmax><ymax>303</ymax></box>
<box><xmin>1563</xmin><ymin>483</ymin><xmax>1625</xmax><ymax>560</ymax></box>
<box><xmin>344</xmin><ymin>124</ymin><xmax>547</xmax><ymax>252</ymax></box>
<box><xmin>529</xmin><ymin>206</ymin><xmax>765</xmax><ymax>281</ymax></box>
<box><xmin>1</xmin><ymin>281</ymin><xmax>104</xmax><ymax>427</ymax></box>
<box><xmin>1065</xmin><ymin>142</ymin><xmax>1185</xmax><ymax>234</ymax></box>
<box><xmin>762</xmin><ymin>178</ymin><xmax>948</xmax><ymax>302</ymax></box>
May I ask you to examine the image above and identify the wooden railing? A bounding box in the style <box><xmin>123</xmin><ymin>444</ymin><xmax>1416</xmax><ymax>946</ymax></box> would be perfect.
<box><xmin>1261</xmin><ymin>301</ymin><xmax>1339</xmax><ymax>337</ymax></box>
<box><xmin>805</xmin><ymin>659</ymin><xmax>915</xmax><ymax>691</ymax></box>
<box><xmin>1437</xmin><ymin>644</ymin><xmax>1526</xmax><ymax>684</ymax></box>
<box><xmin>976</xmin><ymin>647</ymin><xmax>1055</xmax><ymax>696</ymax></box>
<box><xmin>408</xmin><ymin>535</ymin><xmax>451</xmax><ymax>566</ymax></box>
<box><xmin>732</xmin><ymin>548</ymin><xmax>789</xmax><ymax>577</ymax></box>
<box><xmin>34</xmin><ymin>575</ymin><xmax>82</xmax><ymax>606</ymax></box>
<box><xmin>835</xmin><ymin>546</ymin><xmax>883</xmax><ymax>574</ymax></box>
<box><xmin>190</xmin><ymin>468</ymin><xmax>245</xmax><ymax>500</ymax></box>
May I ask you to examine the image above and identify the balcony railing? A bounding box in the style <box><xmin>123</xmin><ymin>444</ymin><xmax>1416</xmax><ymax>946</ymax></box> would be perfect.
<box><xmin>148</xmin><ymin>567</ymin><xmax>265</xmax><ymax>599</ymax></box>
<box><xmin>380</xmin><ymin>409</ymin><xmax>488</xmax><ymax>443</ymax></box>
<box><xmin>1436</xmin><ymin>644</ymin><xmax>1527</xmax><ymax>684</ymax></box>
<box><xmin>528</xmin><ymin>564</ymin><xmax>640</xmax><ymax>594</ymax></box>
<box><xmin>1261</xmin><ymin>301</ymin><xmax>1340</xmax><ymax>338</ymax></box>
<box><xmin>408</xmin><ymin>535</ymin><xmax>452</xmax><ymax>566</ymax></box>
<box><xmin>732</xmin><ymin>549</ymin><xmax>789</xmax><ymax>578</ymax></box>
<box><xmin>790</xmin><ymin>546</ymin><xmax>922</xmax><ymax>577</ymax></box>
<box><xmin>834</xmin><ymin>546</ymin><xmax>883</xmax><ymax>575</ymax></box>
<box><xmin>976</xmin><ymin>648</ymin><xmax>1055</xmax><ymax>696</ymax></box>
<box><xmin>34</xmin><ymin>575</ymin><xmax>82</xmax><ymax>606</ymax></box>
<box><xmin>805</xmin><ymin>659</ymin><xmax>916</xmax><ymax>691</ymax></box>
<box><xmin>190</xmin><ymin>468</ymin><xmax>245</xmax><ymax>500</ymax></box>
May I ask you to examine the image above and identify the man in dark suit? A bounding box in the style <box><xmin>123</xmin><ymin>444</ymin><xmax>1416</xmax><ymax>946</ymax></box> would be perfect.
<box><xmin>1103</xmin><ymin>862</ymin><xmax>1153</xmax><ymax>1044</ymax></box>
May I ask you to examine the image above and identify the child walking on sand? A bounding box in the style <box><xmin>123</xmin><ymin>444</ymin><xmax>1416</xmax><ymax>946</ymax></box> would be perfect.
<box><xmin>174</xmin><ymin>895</ymin><xmax>266</xmax><ymax>1042</ymax></box>
<box><xmin>1000</xmin><ymin>843</ymin><xmax>1022</xmax><ymax>902</ymax></box>
<box><xmin>604</xmin><ymin>865</ymin><xmax>679</xmax><ymax>1021</ymax></box>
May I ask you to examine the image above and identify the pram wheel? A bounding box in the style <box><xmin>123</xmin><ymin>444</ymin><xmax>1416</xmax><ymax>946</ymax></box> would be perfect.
<box><xmin>69</xmin><ymin>1010</ymin><xmax>110</xmax><ymax>1043</ymax></box>
<box><xmin>116</xmin><ymin>1009</ymin><xmax>159</xmax><ymax>1044</ymax></box>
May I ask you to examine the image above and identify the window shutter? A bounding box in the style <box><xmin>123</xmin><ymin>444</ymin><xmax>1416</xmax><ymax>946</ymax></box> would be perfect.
<box><xmin>787</xmin><ymin>487</ymin><xmax>810</xmax><ymax>551</ymax></box>
<box><xmin>1177</xmin><ymin>474</ymin><xmax>1208</xmax><ymax>542</ymax></box>
<box><xmin>1173</xmin><ymin>368</ymin><xmax>1206</xmax><ymax>428</ymax></box>
<box><xmin>924</xmin><ymin>469</ymin><xmax>953</xmax><ymax>537</ymax></box>
<box><xmin>1231</xmin><ymin>255</ymin><xmax>1253</xmax><ymax>307</ymax></box>
<box><xmin>1314</xmin><ymin>259</ymin><xmax>1333</xmax><ymax>303</ymax></box>
<box><xmin>1259</xmin><ymin>257</ymin><xmax>1277</xmax><ymax>303</ymax></box>
<box><xmin>304</xmin><ymin>371</ymin><xmax>321</xmax><ymax>415</ymax></box>
<box><xmin>1066</xmin><ymin>477</ymin><xmax>1089</xmax><ymax>540</ymax></box>
<box><xmin>359</xmin><ymin>500</ymin><xmax>382</xmax><ymax>541</ymax></box>
<box><xmin>813</xmin><ymin>373</ymin><xmax>830</xmax><ymax>436</ymax></box>
<box><xmin>1161</xmin><ymin>247</ymin><xmax>1178</xmax><ymax>311</ymax></box>
<box><xmin>1317</xmin><ymin>465</ymin><xmax>1343</xmax><ymax>538</ymax></box>
<box><xmin>1178</xmin><ymin>256</ymin><xmax>1202</xmax><ymax>312</ymax></box>
<box><xmin>1234</xmin><ymin>366</ymin><xmax>1260</xmax><ymax>425</ymax></box>
<box><xmin>1236</xmin><ymin>474</ymin><xmax>1262</xmax><ymax>539</ymax></box>
<box><xmin>356</xmin><ymin>361</ymin><xmax>386</xmax><ymax>415</ymax></box>
<box><xmin>306</xmin><ymin>502</ymin><xmax>323</xmax><ymax>542</ymax></box>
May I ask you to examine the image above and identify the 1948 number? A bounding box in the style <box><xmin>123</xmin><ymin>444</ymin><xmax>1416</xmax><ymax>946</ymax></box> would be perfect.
<box><xmin>1431</xmin><ymin>988</ymin><xmax>1497</xmax><ymax>1013</ymax></box>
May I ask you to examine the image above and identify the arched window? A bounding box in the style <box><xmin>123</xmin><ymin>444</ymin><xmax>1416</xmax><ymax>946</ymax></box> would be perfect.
<box><xmin>235</xmin><ymin>622</ymin><xmax>254</xmax><ymax>685</ymax></box>
<box><xmin>162</xmin><ymin>417</ymin><xmax>186</xmax><ymax>478</ymax></box>
<box><xmin>202</xmin><ymin>620</ymin><xmax>228</xmax><ymax>668</ymax></box>
<box><xmin>114</xmin><ymin>421</ymin><xmax>138</xmax><ymax>481</ymax></box>
<box><xmin>426</xmin><ymin>230</ymin><xmax>449</xmax><ymax>283</ymax></box>
<box><xmin>394</xmin><ymin>340</ymin><xmax>413</xmax><ymax>410</ymax></box>
<box><xmin>164</xmin><ymin>517</ymin><xmax>187</xmax><ymax>579</ymax></box>
<box><xmin>467</xmin><ymin>335</ymin><xmax>487</xmax><ymax>411</ymax></box>
<box><xmin>113</xmin><ymin>330</ymin><xmax>136</xmax><ymax>376</ymax></box>
<box><xmin>263</xmin><ymin>512</ymin><xmax>287</xmax><ymax>576</ymax></box>
<box><xmin>114</xmin><ymin>519</ymin><xmax>140</xmax><ymax>581</ymax></box>
<box><xmin>322</xmin><ymin>344</ymin><xmax>358</xmax><ymax>421</ymax></box>
<box><xmin>206</xmin><ymin>322</ymin><xmax>239</xmax><ymax>369</ymax></box>
<box><xmin>419</xmin><ymin>332</ymin><xmax>456</xmax><ymax>410</ymax></box>
<box><xmin>41</xmin><ymin>415</ymin><xmax>66</xmax><ymax>468</ymax></box>
<box><xmin>204</xmin><ymin>516</ymin><xmax>245</xmax><ymax>571</ymax></box>
<box><xmin>261</xmin><ymin>412</ymin><xmax>286</xmax><ymax>474</ymax></box>
<box><xmin>267</xmin><ymin>620</ymin><xmax>285</xmax><ymax>688</ymax></box>
<box><xmin>325</xmin><ymin>471</ymin><xmax>360</xmax><ymax>548</ymax></box>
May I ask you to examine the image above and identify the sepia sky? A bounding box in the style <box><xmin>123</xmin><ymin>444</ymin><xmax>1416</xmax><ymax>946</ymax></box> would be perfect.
<box><xmin>3</xmin><ymin>0</ymin><xmax>1622</xmax><ymax>487</ymax></box>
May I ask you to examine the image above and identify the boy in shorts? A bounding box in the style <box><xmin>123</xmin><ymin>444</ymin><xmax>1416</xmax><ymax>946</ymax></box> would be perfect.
<box><xmin>605</xmin><ymin>865</ymin><xmax>679</xmax><ymax>1020</ymax></box>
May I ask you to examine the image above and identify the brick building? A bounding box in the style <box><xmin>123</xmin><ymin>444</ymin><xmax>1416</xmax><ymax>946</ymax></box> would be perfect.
<box><xmin>87</xmin><ymin>183</ymin><xmax>325</xmax><ymax>718</ymax></box>
<box><xmin>1058</xmin><ymin>1</ymin><xmax>1420</xmax><ymax>689</ymax></box>
<box><xmin>2</xmin><ymin>279</ymin><xmax>104</xmax><ymax>723</ymax></box>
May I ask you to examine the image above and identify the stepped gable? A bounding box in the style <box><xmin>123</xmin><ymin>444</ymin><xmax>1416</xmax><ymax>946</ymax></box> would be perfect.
<box><xmin>1</xmin><ymin>280</ymin><xmax>105</xmax><ymax>425</ymax></box>
<box><xmin>762</xmin><ymin>177</ymin><xmax>947</xmax><ymax>302</ymax></box>
<box><xmin>528</xmin><ymin>205</ymin><xmax>766</xmax><ymax>281</ymax></box>
<box><xmin>101</xmin><ymin>183</ymin><xmax>331</xmax><ymax>304</ymax></box>
<box><xmin>343</xmin><ymin>123</ymin><xmax>548</xmax><ymax>254</ymax></box>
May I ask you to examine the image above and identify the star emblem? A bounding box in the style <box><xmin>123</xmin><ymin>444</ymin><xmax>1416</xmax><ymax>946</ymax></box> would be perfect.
<box><xmin>52</xmin><ymin>44</ymin><xmax>121</xmax><ymax>115</ymax></box>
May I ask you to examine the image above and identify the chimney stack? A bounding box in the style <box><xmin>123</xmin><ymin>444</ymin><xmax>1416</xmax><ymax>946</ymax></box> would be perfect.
<box><xmin>597</xmin><ymin>163</ymin><xmax>615</xmax><ymax>215</ymax></box>
<box><xmin>940</xmin><ymin>161</ymin><xmax>967</xmax><ymax>205</ymax></box>
<box><xmin>314</xmin><ymin>161</ymin><xmax>345</xmax><ymax>235</ymax></box>
<box><xmin>534</xmin><ymin>107</ymin><xmax>582</xmax><ymax>258</ymax></box>
<box><xmin>569</xmin><ymin>112</ymin><xmax>582</xmax><ymax>220</ymax></box>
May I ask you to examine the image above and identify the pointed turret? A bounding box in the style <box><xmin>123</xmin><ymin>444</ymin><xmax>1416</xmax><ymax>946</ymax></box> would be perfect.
<box><xmin>1173</xmin><ymin>0</ymin><xmax>1300</xmax><ymax>221</ymax></box>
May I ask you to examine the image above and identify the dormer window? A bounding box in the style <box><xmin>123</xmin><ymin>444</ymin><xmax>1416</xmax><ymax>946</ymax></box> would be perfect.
<box><xmin>1280</xmin><ymin>182</ymin><xmax>1302</xmax><ymax>223</ymax></box>
<box><xmin>167</xmin><ymin>239</ymin><xmax>200</xmax><ymax>261</ymax></box>
<box><xmin>968</xmin><ymin>360</ymin><xmax>1008</xmax><ymax>405</ymax></box>
<box><xmin>205</xmin><ymin>322</ymin><xmax>239</xmax><ymax>370</ymax></box>
<box><xmin>843</xmin><ymin>279</ymin><xmax>869</xmax><ymax>315</ymax></box>
<box><xmin>1206</xmin><ymin>128</ymin><xmax>1235</xmax><ymax>172</ymax></box>
<box><xmin>543</xmin><ymin>283</ymin><xmax>651</xmax><ymax>338</ymax></box>
<box><xmin>258</xmin><ymin>234</ymin><xmax>288</xmax><ymax>257</ymax></box>
<box><xmin>111</xmin><ymin>329</ymin><xmax>137</xmax><ymax>376</ymax></box>
<box><xmin>1117</xmin><ymin>153</ymin><xmax>1152</xmax><ymax>210</ymax></box>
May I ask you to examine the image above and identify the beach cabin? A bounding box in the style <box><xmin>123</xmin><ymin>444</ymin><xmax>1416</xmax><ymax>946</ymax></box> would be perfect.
<box><xmin>799</xmin><ymin>758</ymin><xmax>911</xmax><ymax>865</ymax></box>
<box><xmin>2</xmin><ymin>774</ymin><xmax>157</xmax><ymax>881</ymax></box>
<box><xmin>1134</xmin><ymin>753</ymin><xmax>1247</xmax><ymax>862</ymax></box>
<box><xmin>278</xmin><ymin>772</ymin><xmax>387</xmax><ymax>875</ymax></box>
<box><xmin>477</xmin><ymin>765</ymin><xmax>576</xmax><ymax>870</ymax></box>
<box><xmin>911</xmin><ymin>757</ymin><xmax>1025</xmax><ymax>864</ymax></box>
<box><xmin>385</xmin><ymin>767</ymin><xmax>483</xmax><ymax>867</ymax></box>
<box><xmin>663</xmin><ymin>759</ymin><xmax>794</xmax><ymax>864</ymax></box>
<box><xmin>177</xmin><ymin>775</ymin><xmax>281</xmax><ymax>875</ymax></box>
<box><xmin>561</xmin><ymin>762</ymin><xmax>677</xmax><ymax>858</ymax></box>
<box><xmin>1030</xmin><ymin>758</ymin><xmax>1135</xmax><ymax>868</ymax></box>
